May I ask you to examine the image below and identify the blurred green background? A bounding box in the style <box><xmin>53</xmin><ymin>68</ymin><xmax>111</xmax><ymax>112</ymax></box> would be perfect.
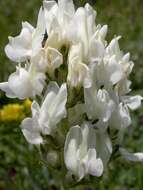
<box><xmin>0</xmin><ymin>0</ymin><xmax>143</xmax><ymax>189</ymax></box>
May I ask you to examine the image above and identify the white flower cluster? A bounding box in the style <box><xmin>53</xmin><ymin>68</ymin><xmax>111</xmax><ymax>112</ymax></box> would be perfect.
<box><xmin>0</xmin><ymin>0</ymin><xmax>143</xmax><ymax>183</ymax></box>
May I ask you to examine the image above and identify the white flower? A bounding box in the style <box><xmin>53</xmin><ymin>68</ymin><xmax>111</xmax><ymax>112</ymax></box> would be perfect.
<box><xmin>21</xmin><ymin>101</ymin><xmax>43</xmax><ymax>145</ymax></box>
<box><xmin>109</xmin><ymin>102</ymin><xmax>131</xmax><ymax>130</ymax></box>
<box><xmin>58</xmin><ymin>0</ymin><xmax>75</xmax><ymax>17</ymax></box>
<box><xmin>69</xmin><ymin>4</ymin><xmax>96</xmax><ymax>55</ymax></box>
<box><xmin>108</xmin><ymin>88</ymin><xmax>131</xmax><ymax>130</ymax></box>
<box><xmin>121</xmin><ymin>95</ymin><xmax>143</xmax><ymax>111</ymax></box>
<box><xmin>0</xmin><ymin>64</ymin><xmax>46</xmax><ymax>99</ymax></box>
<box><xmin>64</xmin><ymin>123</ymin><xmax>103</xmax><ymax>180</ymax></box>
<box><xmin>94</xmin><ymin>127</ymin><xmax>112</xmax><ymax>167</ymax></box>
<box><xmin>2</xmin><ymin>0</ymin><xmax>143</xmax><ymax>182</ymax></box>
<box><xmin>67</xmin><ymin>43</ymin><xmax>91</xmax><ymax>88</ymax></box>
<box><xmin>5</xmin><ymin>7</ymin><xmax>46</xmax><ymax>62</ymax></box>
<box><xmin>89</xmin><ymin>25</ymin><xmax>107</xmax><ymax>62</ymax></box>
<box><xmin>105</xmin><ymin>37</ymin><xmax>134</xmax><ymax>74</ymax></box>
<box><xmin>109</xmin><ymin>89</ymin><xmax>142</xmax><ymax>130</ymax></box>
<box><xmin>92</xmin><ymin>57</ymin><xmax>124</xmax><ymax>89</ymax></box>
<box><xmin>21</xmin><ymin>82</ymin><xmax>67</xmax><ymax>144</ymax></box>
<box><xmin>43</xmin><ymin>0</ymin><xmax>75</xmax><ymax>49</ymax></box>
<box><xmin>43</xmin><ymin>0</ymin><xmax>58</xmax><ymax>35</ymax></box>
<box><xmin>31</xmin><ymin>46</ymin><xmax>63</xmax><ymax>74</ymax></box>
<box><xmin>119</xmin><ymin>148</ymin><xmax>143</xmax><ymax>162</ymax></box>
<box><xmin>116</xmin><ymin>78</ymin><xmax>132</xmax><ymax>96</ymax></box>
<box><xmin>69</xmin><ymin>4</ymin><xmax>106</xmax><ymax>62</ymax></box>
<box><xmin>105</xmin><ymin>37</ymin><xmax>134</xmax><ymax>80</ymax></box>
<box><xmin>90</xmin><ymin>37</ymin><xmax>134</xmax><ymax>90</ymax></box>
<box><xmin>84</xmin><ymin>85</ymin><xmax>115</xmax><ymax>129</ymax></box>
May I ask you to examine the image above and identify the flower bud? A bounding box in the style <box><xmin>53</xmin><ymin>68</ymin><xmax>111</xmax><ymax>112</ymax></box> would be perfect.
<box><xmin>65</xmin><ymin>172</ymin><xmax>77</xmax><ymax>186</ymax></box>
<box><xmin>46</xmin><ymin>150</ymin><xmax>60</xmax><ymax>168</ymax></box>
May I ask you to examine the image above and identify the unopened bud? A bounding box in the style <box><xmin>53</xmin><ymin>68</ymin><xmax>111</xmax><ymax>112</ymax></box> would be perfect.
<box><xmin>46</xmin><ymin>150</ymin><xmax>60</xmax><ymax>168</ymax></box>
<box><xmin>65</xmin><ymin>172</ymin><xmax>77</xmax><ymax>186</ymax></box>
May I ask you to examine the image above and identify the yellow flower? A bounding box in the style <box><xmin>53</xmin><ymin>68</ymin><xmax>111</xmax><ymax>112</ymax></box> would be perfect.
<box><xmin>0</xmin><ymin>99</ymin><xmax>32</xmax><ymax>122</ymax></box>
<box><xmin>0</xmin><ymin>104</ymin><xmax>25</xmax><ymax>122</ymax></box>
<box><xmin>23</xmin><ymin>99</ymin><xmax>32</xmax><ymax>110</ymax></box>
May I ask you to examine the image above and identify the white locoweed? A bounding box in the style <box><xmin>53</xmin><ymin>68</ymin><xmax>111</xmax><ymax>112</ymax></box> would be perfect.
<box><xmin>0</xmin><ymin>0</ymin><xmax>143</xmax><ymax>186</ymax></box>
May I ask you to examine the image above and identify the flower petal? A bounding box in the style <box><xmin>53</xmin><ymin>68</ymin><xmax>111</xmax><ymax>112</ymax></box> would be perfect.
<box><xmin>120</xmin><ymin>148</ymin><xmax>143</xmax><ymax>162</ymax></box>
<box><xmin>122</xmin><ymin>95</ymin><xmax>143</xmax><ymax>110</ymax></box>
<box><xmin>64</xmin><ymin>126</ymin><xmax>82</xmax><ymax>174</ymax></box>
<box><xmin>96</xmin><ymin>131</ymin><xmax>112</xmax><ymax>167</ymax></box>
<box><xmin>49</xmin><ymin>83</ymin><xmax>67</xmax><ymax>124</ymax></box>
<box><xmin>107</xmin><ymin>56</ymin><xmax>123</xmax><ymax>85</ymax></box>
<box><xmin>59</xmin><ymin>0</ymin><xmax>75</xmax><ymax>17</ymax></box>
<box><xmin>21</xmin><ymin>117</ymin><xmax>43</xmax><ymax>145</ymax></box>
<box><xmin>5</xmin><ymin>22</ymin><xmax>33</xmax><ymax>62</ymax></box>
<box><xmin>87</xmin><ymin>149</ymin><xmax>103</xmax><ymax>177</ymax></box>
<box><xmin>0</xmin><ymin>82</ymin><xmax>16</xmax><ymax>98</ymax></box>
